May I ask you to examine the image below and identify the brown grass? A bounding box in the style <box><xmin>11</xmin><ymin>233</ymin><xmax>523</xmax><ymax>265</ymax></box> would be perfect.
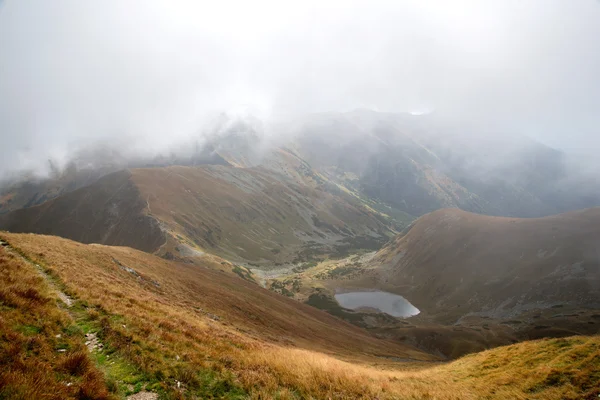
<box><xmin>0</xmin><ymin>247</ymin><xmax>113</xmax><ymax>400</ymax></box>
<box><xmin>61</xmin><ymin>351</ymin><xmax>92</xmax><ymax>376</ymax></box>
<box><xmin>2</xmin><ymin>232</ymin><xmax>599</xmax><ymax>399</ymax></box>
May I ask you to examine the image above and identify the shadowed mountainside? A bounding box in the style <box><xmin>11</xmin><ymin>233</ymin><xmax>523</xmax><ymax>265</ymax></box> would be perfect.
<box><xmin>0</xmin><ymin>171</ymin><xmax>165</xmax><ymax>253</ymax></box>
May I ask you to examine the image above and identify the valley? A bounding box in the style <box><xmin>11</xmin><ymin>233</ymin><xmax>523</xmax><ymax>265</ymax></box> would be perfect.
<box><xmin>265</xmin><ymin>207</ymin><xmax>600</xmax><ymax>358</ymax></box>
<box><xmin>1</xmin><ymin>110</ymin><xmax>599</xmax><ymax>399</ymax></box>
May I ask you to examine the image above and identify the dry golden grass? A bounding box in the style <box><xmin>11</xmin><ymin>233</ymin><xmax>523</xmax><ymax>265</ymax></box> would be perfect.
<box><xmin>0</xmin><ymin>246</ymin><xmax>114</xmax><ymax>400</ymax></box>
<box><xmin>236</xmin><ymin>336</ymin><xmax>600</xmax><ymax>400</ymax></box>
<box><xmin>2</xmin><ymin>232</ymin><xmax>598</xmax><ymax>399</ymax></box>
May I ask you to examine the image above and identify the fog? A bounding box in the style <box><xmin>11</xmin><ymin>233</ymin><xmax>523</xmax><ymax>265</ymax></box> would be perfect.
<box><xmin>1</xmin><ymin>0</ymin><xmax>599</xmax><ymax>177</ymax></box>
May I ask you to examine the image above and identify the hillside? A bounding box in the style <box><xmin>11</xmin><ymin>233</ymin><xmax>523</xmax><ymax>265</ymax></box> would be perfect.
<box><xmin>1</xmin><ymin>232</ymin><xmax>598</xmax><ymax>399</ymax></box>
<box><xmin>368</xmin><ymin>208</ymin><xmax>600</xmax><ymax>324</ymax></box>
<box><xmin>0</xmin><ymin>171</ymin><xmax>165</xmax><ymax>252</ymax></box>
<box><xmin>5</xmin><ymin>110</ymin><xmax>599</xmax><ymax>225</ymax></box>
<box><xmin>0</xmin><ymin>164</ymin><xmax>117</xmax><ymax>216</ymax></box>
<box><xmin>0</xmin><ymin>165</ymin><xmax>395</xmax><ymax>264</ymax></box>
<box><xmin>2</xmin><ymin>110</ymin><xmax>599</xmax><ymax>253</ymax></box>
<box><xmin>132</xmin><ymin>165</ymin><xmax>393</xmax><ymax>263</ymax></box>
<box><xmin>0</xmin><ymin>232</ymin><xmax>428</xmax><ymax>399</ymax></box>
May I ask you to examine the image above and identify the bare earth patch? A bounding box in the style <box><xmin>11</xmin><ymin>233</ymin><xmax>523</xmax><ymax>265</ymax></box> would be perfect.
<box><xmin>126</xmin><ymin>392</ymin><xmax>158</xmax><ymax>400</ymax></box>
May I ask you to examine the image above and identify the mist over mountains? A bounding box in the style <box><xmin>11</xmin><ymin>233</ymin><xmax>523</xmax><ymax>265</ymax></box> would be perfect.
<box><xmin>1</xmin><ymin>109</ymin><xmax>598</xmax><ymax>223</ymax></box>
<box><xmin>2</xmin><ymin>0</ymin><xmax>600</xmax><ymax>177</ymax></box>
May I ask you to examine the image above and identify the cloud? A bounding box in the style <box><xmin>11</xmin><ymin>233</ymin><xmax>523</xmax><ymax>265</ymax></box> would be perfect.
<box><xmin>0</xmin><ymin>0</ymin><xmax>599</xmax><ymax>176</ymax></box>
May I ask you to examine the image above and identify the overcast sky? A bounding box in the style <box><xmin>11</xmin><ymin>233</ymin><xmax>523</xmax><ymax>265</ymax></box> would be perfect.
<box><xmin>0</xmin><ymin>0</ymin><xmax>599</xmax><ymax>175</ymax></box>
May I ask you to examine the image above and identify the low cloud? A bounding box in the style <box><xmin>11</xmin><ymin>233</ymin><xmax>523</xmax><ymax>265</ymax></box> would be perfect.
<box><xmin>0</xmin><ymin>0</ymin><xmax>599</xmax><ymax>177</ymax></box>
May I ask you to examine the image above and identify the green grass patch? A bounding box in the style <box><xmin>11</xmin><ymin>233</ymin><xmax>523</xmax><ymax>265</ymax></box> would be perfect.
<box><xmin>232</xmin><ymin>265</ymin><xmax>256</xmax><ymax>283</ymax></box>
<box><xmin>305</xmin><ymin>293</ymin><xmax>365</xmax><ymax>325</ymax></box>
<box><xmin>70</xmin><ymin>302</ymin><xmax>153</xmax><ymax>394</ymax></box>
<box><xmin>15</xmin><ymin>324</ymin><xmax>42</xmax><ymax>336</ymax></box>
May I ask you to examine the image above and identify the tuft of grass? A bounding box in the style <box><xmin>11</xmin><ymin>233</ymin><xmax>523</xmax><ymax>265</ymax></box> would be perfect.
<box><xmin>232</xmin><ymin>265</ymin><xmax>256</xmax><ymax>283</ymax></box>
<box><xmin>61</xmin><ymin>351</ymin><xmax>92</xmax><ymax>376</ymax></box>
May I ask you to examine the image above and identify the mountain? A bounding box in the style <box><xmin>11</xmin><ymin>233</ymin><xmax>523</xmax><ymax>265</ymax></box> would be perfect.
<box><xmin>0</xmin><ymin>143</ymin><xmax>229</xmax><ymax>215</ymax></box>
<box><xmin>290</xmin><ymin>109</ymin><xmax>600</xmax><ymax>218</ymax></box>
<box><xmin>0</xmin><ymin>170</ymin><xmax>165</xmax><ymax>253</ymax></box>
<box><xmin>1</xmin><ymin>109</ymin><xmax>599</xmax><ymax>398</ymax></box>
<box><xmin>341</xmin><ymin>207</ymin><xmax>600</xmax><ymax>353</ymax></box>
<box><xmin>2</xmin><ymin>110</ymin><xmax>598</xmax><ymax>234</ymax></box>
<box><xmin>0</xmin><ymin>164</ymin><xmax>396</xmax><ymax>264</ymax></box>
<box><xmin>2</xmin><ymin>232</ymin><xmax>599</xmax><ymax>399</ymax></box>
<box><xmin>0</xmin><ymin>163</ymin><xmax>119</xmax><ymax>216</ymax></box>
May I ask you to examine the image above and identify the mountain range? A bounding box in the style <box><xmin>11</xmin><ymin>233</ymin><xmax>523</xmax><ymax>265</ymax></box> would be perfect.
<box><xmin>1</xmin><ymin>110</ymin><xmax>599</xmax><ymax>399</ymax></box>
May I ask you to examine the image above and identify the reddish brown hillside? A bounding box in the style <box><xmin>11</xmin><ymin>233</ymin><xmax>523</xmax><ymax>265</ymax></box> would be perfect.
<box><xmin>2</xmin><ymin>233</ymin><xmax>599</xmax><ymax>399</ymax></box>
<box><xmin>369</xmin><ymin>208</ymin><xmax>600</xmax><ymax>325</ymax></box>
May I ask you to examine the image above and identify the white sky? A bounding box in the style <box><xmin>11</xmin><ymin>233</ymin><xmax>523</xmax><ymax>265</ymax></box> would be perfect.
<box><xmin>0</xmin><ymin>0</ymin><xmax>599</xmax><ymax>173</ymax></box>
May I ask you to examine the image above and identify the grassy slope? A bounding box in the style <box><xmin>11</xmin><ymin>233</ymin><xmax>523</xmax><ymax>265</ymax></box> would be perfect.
<box><xmin>264</xmin><ymin>208</ymin><xmax>600</xmax><ymax>358</ymax></box>
<box><xmin>132</xmin><ymin>165</ymin><xmax>393</xmax><ymax>263</ymax></box>
<box><xmin>1</xmin><ymin>232</ymin><xmax>599</xmax><ymax>399</ymax></box>
<box><xmin>290</xmin><ymin>207</ymin><xmax>600</xmax><ymax>358</ymax></box>
<box><xmin>0</xmin><ymin>245</ymin><xmax>113</xmax><ymax>400</ymax></box>
<box><xmin>365</xmin><ymin>208</ymin><xmax>600</xmax><ymax>323</ymax></box>
<box><xmin>265</xmin><ymin>253</ymin><xmax>521</xmax><ymax>359</ymax></box>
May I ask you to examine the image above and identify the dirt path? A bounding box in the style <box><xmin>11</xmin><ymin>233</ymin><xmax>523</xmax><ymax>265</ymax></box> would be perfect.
<box><xmin>126</xmin><ymin>392</ymin><xmax>158</xmax><ymax>400</ymax></box>
<box><xmin>1</xmin><ymin>242</ymin><xmax>75</xmax><ymax>309</ymax></box>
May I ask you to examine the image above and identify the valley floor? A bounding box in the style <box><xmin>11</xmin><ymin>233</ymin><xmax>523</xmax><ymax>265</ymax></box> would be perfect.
<box><xmin>1</xmin><ymin>233</ymin><xmax>599</xmax><ymax>399</ymax></box>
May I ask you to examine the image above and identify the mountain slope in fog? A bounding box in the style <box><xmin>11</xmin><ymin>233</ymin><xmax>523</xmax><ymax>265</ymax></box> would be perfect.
<box><xmin>291</xmin><ymin>110</ymin><xmax>600</xmax><ymax>218</ymax></box>
<box><xmin>0</xmin><ymin>170</ymin><xmax>165</xmax><ymax>252</ymax></box>
<box><xmin>0</xmin><ymin>144</ymin><xmax>230</xmax><ymax>215</ymax></box>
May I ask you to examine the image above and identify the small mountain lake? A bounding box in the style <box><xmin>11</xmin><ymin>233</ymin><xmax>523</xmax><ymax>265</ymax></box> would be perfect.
<box><xmin>334</xmin><ymin>291</ymin><xmax>420</xmax><ymax>318</ymax></box>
